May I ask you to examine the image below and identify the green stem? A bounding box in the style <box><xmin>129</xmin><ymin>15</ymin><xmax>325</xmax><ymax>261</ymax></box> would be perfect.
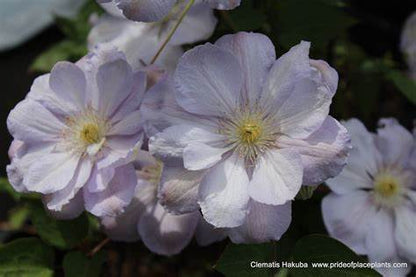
<box><xmin>150</xmin><ymin>0</ymin><xmax>195</xmax><ymax>65</ymax></box>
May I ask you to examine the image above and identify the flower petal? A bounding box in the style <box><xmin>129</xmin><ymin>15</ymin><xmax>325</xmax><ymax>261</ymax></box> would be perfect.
<box><xmin>24</xmin><ymin>152</ymin><xmax>80</xmax><ymax>194</ymax></box>
<box><xmin>277</xmin><ymin>116</ymin><xmax>350</xmax><ymax>186</ymax></box>
<box><xmin>249</xmin><ymin>149</ymin><xmax>303</xmax><ymax>205</ymax></box>
<box><xmin>376</xmin><ymin>118</ymin><xmax>414</xmax><ymax>167</ymax></box>
<box><xmin>49</xmin><ymin>61</ymin><xmax>86</xmax><ymax>110</ymax></box>
<box><xmin>84</xmin><ymin>164</ymin><xmax>137</xmax><ymax>217</ymax></box>
<box><xmin>394</xmin><ymin>205</ymin><xmax>416</xmax><ymax>263</ymax></box>
<box><xmin>44</xmin><ymin>190</ymin><xmax>84</xmax><ymax>220</ymax></box>
<box><xmin>158</xmin><ymin>165</ymin><xmax>202</xmax><ymax>214</ymax></box>
<box><xmin>195</xmin><ymin>218</ymin><xmax>227</xmax><ymax>246</ymax></box>
<box><xmin>229</xmin><ymin>200</ymin><xmax>291</xmax><ymax>243</ymax></box>
<box><xmin>206</xmin><ymin>0</ymin><xmax>241</xmax><ymax>10</ymax></box>
<box><xmin>199</xmin><ymin>154</ymin><xmax>249</xmax><ymax>228</ymax></box>
<box><xmin>326</xmin><ymin>118</ymin><xmax>381</xmax><ymax>194</ymax></box>
<box><xmin>262</xmin><ymin>41</ymin><xmax>337</xmax><ymax>138</ymax></box>
<box><xmin>138</xmin><ymin>203</ymin><xmax>200</xmax><ymax>256</ymax></box>
<box><xmin>183</xmin><ymin>142</ymin><xmax>229</xmax><ymax>170</ymax></box>
<box><xmin>116</xmin><ymin>0</ymin><xmax>175</xmax><ymax>22</ymax></box>
<box><xmin>321</xmin><ymin>191</ymin><xmax>377</xmax><ymax>254</ymax></box>
<box><xmin>7</xmin><ymin>99</ymin><xmax>65</xmax><ymax>143</ymax></box>
<box><xmin>174</xmin><ymin>43</ymin><xmax>243</xmax><ymax>116</ymax></box>
<box><xmin>215</xmin><ymin>32</ymin><xmax>276</xmax><ymax>107</ymax></box>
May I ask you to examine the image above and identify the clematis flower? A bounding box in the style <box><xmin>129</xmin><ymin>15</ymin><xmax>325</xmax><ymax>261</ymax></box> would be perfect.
<box><xmin>401</xmin><ymin>11</ymin><xmax>416</xmax><ymax>80</ymax></box>
<box><xmin>88</xmin><ymin>1</ymin><xmax>217</xmax><ymax>71</ymax></box>
<box><xmin>96</xmin><ymin>0</ymin><xmax>240</xmax><ymax>22</ymax></box>
<box><xmin>322</xmin><ymin>118</ymin><xmax>416</xmax><ymax>277</ymax></box>
<box><xmin>100</xmin><ymin>152</ymin><xmax>226</xmax><ymax>255</ymax></box>
<box><xmin>7</xmin><ymin>47</ymin><xmax>148</xmax><ymax>219</ymax></box>
<box><xmin>149</xmin><ymin>32</ymin><xmax>350</xmax><ymax>230</ymax></box>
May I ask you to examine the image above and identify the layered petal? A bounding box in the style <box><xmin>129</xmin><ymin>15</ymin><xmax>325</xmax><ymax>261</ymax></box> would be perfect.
<box><xmin>195</xmin><ymin>218</ymin><xmax>227</xmax><ymax>246</ymax></box>
<box><xmin>215</xmin><ymin>32</ymin><xmax>276</xmax><ymax>107</ymax></box>
<box><xmin>277</xmin><ymin>116</ymin><xmax>350</xmax><ymax>186</ymax></box>
<box><xmin>249</xmin><ymin>149</ymin><xmax>303</xmax><ymax>205</ymax></box>
<box><xmin>174</xmin><ymin>43</ymin><xmax>243</xmax><ymax>116</ymax></box>
<box><xmin>116</xmin><ymin>0</ymin><xmax>175</xmax><ymax>22</ymax></box>
<box><xmin>138</xmin><ymin>203</ymin><xmax>200</xmax><ymax>256</ymax></box>
<box><xmin>321</xmin><ymin>191</ymin><xmax>377</xmax><ymax>254</ymax></box>
<box><xmin>263</xmin><ymin>41</ymin><xmax>338</xmax><ymax>139</ymax></box>
<box><xmin>199</xmin><ymin>154</ymin><xmax>249</xmax><ymax>228</ymax></box>
<box><xmin>229</xmin><ymin>200</ymin><xmax>292</xmax><ymax>243</ymax></box>
<box><xmin>394</xmin><ymin>205</ymin><xmax>416</xmax><ymax>263</ymax></box>
<box><xmin>84</xmin><ymin>164</ymin><xmax>137</xmax><ymax>217</ymax></box>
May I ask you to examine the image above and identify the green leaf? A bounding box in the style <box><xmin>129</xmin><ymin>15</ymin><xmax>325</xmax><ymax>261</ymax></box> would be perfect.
<box><xmin>0</xmin><ymin>177</ymin><xmax>21</xmax><ymax>201</ymax></box>
<box><xmin>29</xmin><ymin>201</ymin><xmax>89</xmax><ymax>249</ymax></box>
<box><xmin>273</xmin><ymin>0</ymin><xmax>357</xmax><ymax>51</ymax></box>
<box><xmin>63</xmin><ymin>251</ymin><xmax>106</xmax><ymax>277</ymax></box>
<box><xmin>0</xmin><ymin>238</ymin><xmax>54</xmax><ymax>277</ymax></box>
<box><xmin>289</xmin><ymin>235</ymin><xmax>381</xmax><ymax>277</ymax></box>
<box><xmin>387</xmin><ymin>70</ymin><xmax>416</xmax><ymax>105</ymax></box>
<box><xmin>215</xmin><ymin>243</ymin><xmax>274</xmax><ymax>277</ymax></box>
<box><xmin>30</xmin><ymin>40</ymin><xmax>87</xmax><ymax>73</ymax></box>
<box><xmin>8</xmin><ymin>205</ymin><xmax>30</xmax><ymax>230</ymax></box>
<box><xmin>295</xmin><ymin>186</ymin><xmax>317</xmax><ymax>200</ymax></box>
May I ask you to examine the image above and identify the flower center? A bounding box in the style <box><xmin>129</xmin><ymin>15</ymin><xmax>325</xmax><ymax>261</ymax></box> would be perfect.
<box><xmin>63</xmin><ymin>108</ymin><xmax>110</xmax><ymax>156</ymax></box>
<box><xmin>80</xmin><ymin>123</ymin><xmax>101</xmax><ymax>145</ymax></box>
<box><xmin>374</xmin><ymin>176</ymin><xmax>399</xmax><ymax>198</ymax></box>
<box><xmin>238</xmin><ymin>120</ymin><xmax>263</xmax><ymax>144</ymax></box>
<box><xmin>138</xmin><ymin>160</ymin><xmax>163</xmax><ymax>188</ymax></box>
<box><xmin>373</xmin><ymin>170</ymin><xmax>404</xmax><ymax>208</ymax></box>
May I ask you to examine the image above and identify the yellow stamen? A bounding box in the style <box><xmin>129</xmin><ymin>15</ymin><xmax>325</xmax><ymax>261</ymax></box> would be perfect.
<box><xmin>80</xmin><ymin>123</ymin><xmax>101</xmax><ymax>144</ymax></box>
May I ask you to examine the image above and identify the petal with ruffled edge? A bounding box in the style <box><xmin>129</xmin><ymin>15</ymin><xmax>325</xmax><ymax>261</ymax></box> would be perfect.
<box><xmin>215</xmin><ymin>32</ymin><xmax>276</xmax><ymax>107</ymax></box>
<box><xmin>174</xmin><ymin>43</ymin><xmax>243</xmax><ymax>116</ymax></box>
<box><xmin>321</xmin><ymin>191</ymin><xmax>377</xmax><ymax>254</ymax></box>
<box><xmin>158</xmin><ymin>165</ymin><xmax>203</xmax><ymax>214</ymax></box>
<box><xmin>84</xmin><ymin>164</ymin><xmax>137</xmax><ymax>217</ymax></box>
<box><xmin>199</xmin><ymin>153</ymin><xmax>249</xmax><ymax>228</ymax></box>
<box><xmin>249</xmin><ymin>149</ymin><xmax>303</xmax><ymax>205</ymax></box>
<box><xmin>277</xmin><ymin>116</ymin><xmax>350</xmax><ymax>186</ymax></box>
<box><xmin>229</xmin><ymin>200</ymin><xmax>291</xmax><ymax>243</ymax></box>
<box><xmin>44</xmin><ymin>190</ymin><xmax>84</xmax><ymax>220</ymax></box>
<box><xmin>138</xmin><ymin>203</ymin><xmax>200</xmax><ymax>256</ymax></box>
<box><xmin>262</xmin><ymin>41</ymin><xmax>338</xmax><ymax>139</ymax></box>
<box><xmin>326</xmin><ymin>118</ymin><xmax>381</xmax><ymax>194</ymax></box>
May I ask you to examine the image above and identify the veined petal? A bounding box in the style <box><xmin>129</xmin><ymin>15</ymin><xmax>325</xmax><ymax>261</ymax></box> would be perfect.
<box><xmin>277</xmin><ymin>116</ymin><xmax>350</xmax><ymax>186</ymax></box>
<box><xmin>138</xmin><ymin>203</ymin><xmax>200</xmax><ymax>256</ymax></box>
<box><xmin>394</xmin><ymin>205</ymin><xmax>416</xmax><ymax>263</ymax></box>
<box><xmin>174</xmin><ymin>43</ymin><xmax>243</xmax><ymax>116</ymax></box>
<box><xmin>321</xmin><ymin>191</ymin><xmax>377</xmax><ymax>254</ymax></box>
<box><xmin>49</xmin><ymin>61</ymin><xmax>86</xmax><ymax>110</ymax></box>
<box><xmin>183</xmin><ymin>142</ymin><xmax>229</xmax><ymax>170</ymax></box>
<box><xmin>215</xmin><ymin>32</ymin><xmax>276</xmax><ymax>107</ymax></box>
<box><xmin>249</xmin><ymin>149</ymin><xmax>303</xmax><ymax>205</ymax></box>
<box><xmin>199</xmin><ymin>154</ymin><xmax>249</xmax><ymax>228</ymax></box>
<box><xmin>229</xmin><ymin>200</ymin><xmax>292</xmax><ymax>243</ymax></box>
<box><xmin>84</xmin><ymin>164</ymin><xmax>137</xmax><ymax>217</ymax></box>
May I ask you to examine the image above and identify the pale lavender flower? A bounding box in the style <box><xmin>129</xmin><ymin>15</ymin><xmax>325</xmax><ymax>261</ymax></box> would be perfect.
<box><xmin>100</xmin><ymin>152</ymin><xmax>225</xmax><ymax>255</ymax></box>
<box><xmin>88</xmin><ymin>1</ymin><xmax>217</xmax><ymax>71</ymax></box>
<box><xmin>322</xmin><ymin>118</ymin><xmax>415</xmax><ymax>277</ymax></box>
<box><xmin>149</xmin><ymin>32</ymin><xmax>350</xmax><ymax>230</ymax></box>
<box><xmin>96</xmin><ymin>0</ymin><xmax>240</xmax><ymax>22</ymax></box>
<box><xmin>401</xmin><ymin>11</ymin><xmax>416</xmax><ymax>80</ymax></box>
<box><xmin>7</xmin><ymin>47</ymin><xmax>148</xmax><ymax>219</ymax></box>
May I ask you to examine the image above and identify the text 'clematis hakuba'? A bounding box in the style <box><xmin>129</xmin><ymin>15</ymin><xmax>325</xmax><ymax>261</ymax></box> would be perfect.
<box><xmin>150</xmin><ymin>32</ymin><xmax>351</xmax><ymax>236</ymax></box>
<box><xmin>322</xmin><ymin>118</ymin><xmax>416</xmax><ymax>277</ymax></box>
<box><xmin>7</xmin><ymin>47</ymin><xmax>149</xmax><ymax>219</ymax></box>
<box><xmin>96</xmin><ymin>0</ymin><xmax>241</xmax><ymax>22</ymax></box>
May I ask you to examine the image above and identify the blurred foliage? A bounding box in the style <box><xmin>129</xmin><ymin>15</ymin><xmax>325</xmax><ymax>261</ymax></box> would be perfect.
<box><xmin>1</xmin><ymin>0</ymin><xmax>415</xmax><ymax>276</ymax></box>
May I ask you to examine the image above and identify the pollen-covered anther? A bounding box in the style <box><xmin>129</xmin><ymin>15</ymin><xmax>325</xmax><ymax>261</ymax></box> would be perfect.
<box><xmin>373</xmin><ymin>171</ymin><xmax>403</xmax><ymax>207</ymax></box>
<box><xmin>238</xmin><ymin>121</ymin><xmax>263</xmax><ymax>144</ymax></box>
<box><xmin>80</xmin><ymin>123</ymin><xmax>101</xmax><ymax>144</ymax></box>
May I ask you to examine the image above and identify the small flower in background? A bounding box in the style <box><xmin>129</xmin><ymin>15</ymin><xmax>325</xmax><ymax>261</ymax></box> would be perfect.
<box><xmin>150</xmin><ymin>32</ymin><xmax>350</xmax><ymax>232</ymax></box>
<box><xmin>101</xmin><ymin>152</ymin><xmax>225</xmax><ymax>255</ymax></box>
<box><xmin>89</xmin><ymin>0</ymin><xmax>217</xmax><ymax>71</ymax></box>
<box><xmin>322</xmin><ymin>118</ymin><xmax>416</xmax><ymax>276</ymax></box>
<box><xmin>7</xmin><ymin>47</ymin><xmax>149</xmax><ymax>219</ymax></box>
<box><xmin>96</xmin><ymin>0</ymin><xmax>240</xmax><ymax>22</ymax></box>
<box><xmin>401</xmin><ymin>11</ymin><xmax>416</xmax><ymax>80</ymax></box>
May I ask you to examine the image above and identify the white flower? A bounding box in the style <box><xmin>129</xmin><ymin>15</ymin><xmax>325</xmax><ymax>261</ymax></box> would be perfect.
<box><xmin>88</xmin><ymin>1</ymin><xmax>217</xmax><ymax>71</ymax></box>
<box><xmin>401</xmin><ymin>11</ymin><xmax>416</xmax><ymax>80</ymax></box>
<box><xmin>149</xmin><ymin>32</ymin><xmax>350</xmax><ymax>231</ymax></box>
<box><xmin>100</xmin><ymin>152</ymin><xmax>225</xmax><ymax>255</ymax></box>
<box><xmin>322</xmin><ymin>118</ymin><xmax>416</xmax><ymax>277</ymax></box>
<box><xmin>7</xmin><ymin>47</ymin><xmax>149</xmax><ymax>219</ymax></box>
<box><xmin>96</xmin><ymin>0</ymin><xmax>240</xmax><ymax>22</ymax></box>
